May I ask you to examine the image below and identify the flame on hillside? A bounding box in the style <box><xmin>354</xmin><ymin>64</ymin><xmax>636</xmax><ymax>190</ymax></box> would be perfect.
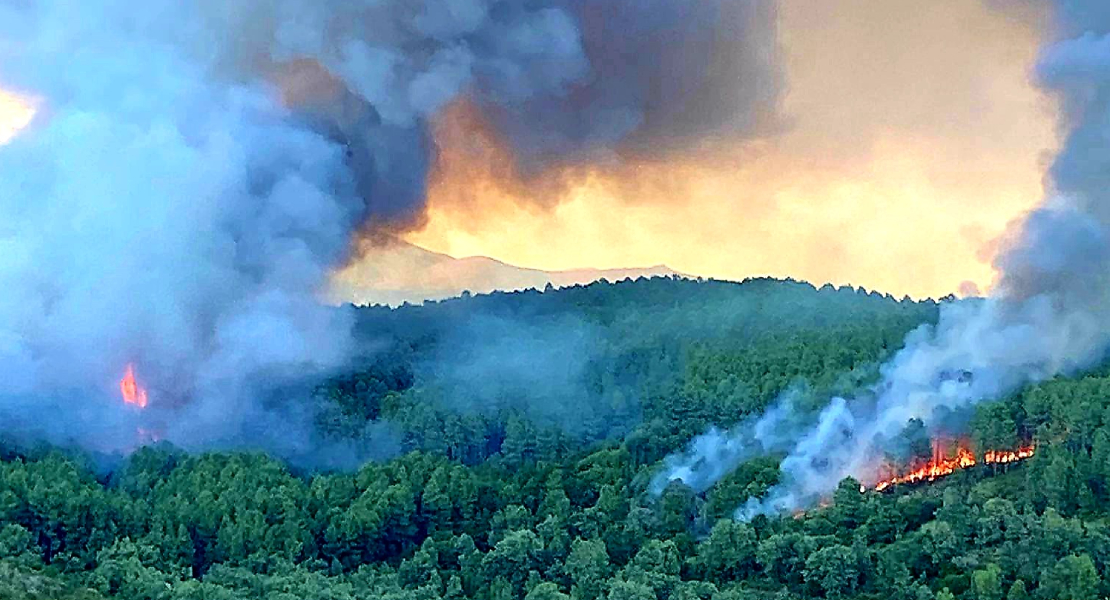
<box><xmin>867</xmin><ymin>439</ymin><xmax>1035</xmax><ymax>492</ymax></box>
<box><xmin>119</xmin><ymin>363</ymin><xmax>149</xmax><ymax>409</ymax></box>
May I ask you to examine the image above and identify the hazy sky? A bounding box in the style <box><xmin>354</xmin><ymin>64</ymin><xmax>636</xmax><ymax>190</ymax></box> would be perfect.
<box><xmin>0</xmin><ymin>1</ymin><xmax>1058</xmax><ymax>300</ymax></box>
<box><xmin>402</xmin><ymin>0</ymin><xmax>1057</xmax><ymax>299</ymax></box>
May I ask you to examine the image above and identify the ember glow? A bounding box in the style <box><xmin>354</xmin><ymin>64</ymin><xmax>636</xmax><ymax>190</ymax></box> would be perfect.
<box><xmin>869</xmin><ymin>440</ymin><xmax>1035</xmax><ymax>492</ymax></box>
<box><xmin>0</xmin><ymin>90</ymin><xmax>34</xmax><ymax>144</ymax></box>
<box><xmin>119</xmin><ymin>364</ymin><xmax>149</xmax><ymax>409</ymax></box>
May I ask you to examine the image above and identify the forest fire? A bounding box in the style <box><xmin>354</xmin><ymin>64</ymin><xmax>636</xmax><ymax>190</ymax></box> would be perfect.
<box><xmin>984</xmin><ymin>446</ymin><xmax>1036</xmax><ymax>464</ymax></box>
<box><xmin>869</xmin><ymin>440</ymin><xmax>1035</xmax><ymax>492</ymax></box>
<box><xmin>119</xmin><ymin>364</ymin><xmax>149</xmax><ymax>409</ymax></box>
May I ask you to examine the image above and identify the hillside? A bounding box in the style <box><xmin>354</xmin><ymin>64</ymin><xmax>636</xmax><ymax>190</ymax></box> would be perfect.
<box><xmin>328</xmin><ymin>240</ymin><xmax>685</xmax><ymax>307</ymax></box>
<box><xmin>1</xmin><ymin>277</ymin><xmax>1108</xmax><ymax>600</ymax></box>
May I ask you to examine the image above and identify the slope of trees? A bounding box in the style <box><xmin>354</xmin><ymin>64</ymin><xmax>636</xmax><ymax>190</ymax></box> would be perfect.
<box><xmin>1</xmin><ymin>277</ymin><xmax>1107</xmax><ymax>599</ymax></box>
<box><xmin>329</xmin><ymin>276</ymin><xmax>935</xmax><ymax>466</ymax></box>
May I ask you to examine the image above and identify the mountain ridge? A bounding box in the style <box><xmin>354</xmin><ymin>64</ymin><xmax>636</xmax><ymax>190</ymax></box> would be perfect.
<box><xmin>329</xmin><ymin>241</ymin><xmax>687</xmax><ymax>306</ymax></box>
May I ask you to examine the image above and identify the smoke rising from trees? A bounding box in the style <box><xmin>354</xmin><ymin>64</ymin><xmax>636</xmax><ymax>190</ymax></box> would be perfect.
<box><xmin>0</xmin><ymin>0</ymin><xmax>781</xmax><ymax>460</ymax></box>
<box><xmin>656</xmin><ymin>0</ymin><xmax>1110</xmax><ymax>517</ymax></box>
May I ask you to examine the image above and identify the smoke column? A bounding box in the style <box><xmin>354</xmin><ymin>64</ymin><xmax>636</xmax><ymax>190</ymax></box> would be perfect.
<box><xmin>655</xmin><ymin>0</ymin><xmax>1110</xmax><ymax>517</ymax></box>
<box><xmin>0</xmin><ymin>1</ymin><xmax>781</xmax><ymax>460</ymax></box>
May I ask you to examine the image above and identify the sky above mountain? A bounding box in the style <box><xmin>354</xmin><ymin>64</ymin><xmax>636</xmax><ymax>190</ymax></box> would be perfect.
<box><xmin>330</xmin><ymin>240</ymin><xmax>683</xmax><ymax>307</ymax></box>
<box><xmin>0</xmin><ymin>0</ymin><xmax>1057</xmax><ymax>302</ymax></box>
<box><xmin>389</xmin><ymin>0</ymin><xmax>1054</xmax><ymax>300</ymax></box>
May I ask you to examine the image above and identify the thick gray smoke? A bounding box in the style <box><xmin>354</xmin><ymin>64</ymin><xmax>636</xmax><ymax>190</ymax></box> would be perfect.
<box><xmin>655</xmin><ymin>1</ymin><xmax>1110</xmax><ymax>517</ymax></box>
<box><xmin>481</xmin><ymin>0</ymin><xmax>783</xmax><ymax>168</ymax></box>
<box><xmin>0</xmin><ymin>1</ymin><xmax>781</xmax><ymax>462</ymax></box>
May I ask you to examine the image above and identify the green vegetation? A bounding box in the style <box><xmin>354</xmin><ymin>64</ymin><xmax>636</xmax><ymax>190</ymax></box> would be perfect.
<box><xmin>2</xmin><ymin>277</ymin><xmax>1108</xmax><ymax>599</ymax></box>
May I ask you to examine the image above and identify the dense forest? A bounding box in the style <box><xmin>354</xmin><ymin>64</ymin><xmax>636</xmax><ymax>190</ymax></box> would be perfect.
<box><xmin>2</xmin><ymin>277</ymin><xmax>1108</xmax><ymax>600</ymax></box>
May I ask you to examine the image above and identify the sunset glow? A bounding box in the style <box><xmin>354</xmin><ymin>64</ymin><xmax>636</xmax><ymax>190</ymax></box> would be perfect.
<box><xmin>395</xmin><ymin>0</ymin><xmax>1055</xmax><ymax>300</ymax></box>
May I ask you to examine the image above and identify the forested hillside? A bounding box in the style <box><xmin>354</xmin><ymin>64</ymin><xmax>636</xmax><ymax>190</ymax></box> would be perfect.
<box><xmin>2</xmin><ymin>277</ymin><xmax>1108</xmax><ymax>600</ymax></box>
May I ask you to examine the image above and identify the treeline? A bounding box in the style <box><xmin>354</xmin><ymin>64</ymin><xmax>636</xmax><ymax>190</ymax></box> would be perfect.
<box><xmin>1</xmin><ymin>277</ymin><xmax>1106</xmax><ymax>599</ymax></box>
<box><xmin>322</xmin><ymin>276</ymin><xmax>935</xmax><ymax>467</ymax></box>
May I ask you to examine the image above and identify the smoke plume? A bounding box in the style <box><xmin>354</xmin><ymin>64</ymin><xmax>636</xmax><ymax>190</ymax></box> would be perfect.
<box><xmin>655</xmin><ymin>0</ymin><xmax>1110</xmax><ymax>516</ymax></box>
<box><xmin>0</xmin><ymin>1</ymin><xmax>781</xmax><ymax>461</ymax></box>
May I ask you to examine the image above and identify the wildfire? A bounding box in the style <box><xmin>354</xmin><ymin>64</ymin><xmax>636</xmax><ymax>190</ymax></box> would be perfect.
<box><xmin>869</xmin><ymin>439</ymin><xmax>1035</xmax><ymax>492</ymax></box>
<box><xmin>119</xmin><ymin>363</ymin><xmax>149</xmax><ymax>408</ymax></box>
<box><xmin>983</xmin><ymin>446</ymin><xmax>1036</xmax><ymax>464</ymax></box>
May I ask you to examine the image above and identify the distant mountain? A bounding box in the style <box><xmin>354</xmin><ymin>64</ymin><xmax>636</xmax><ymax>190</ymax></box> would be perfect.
<box><xmin>329</xmin><ymin>241</ymin><xmax>686</xmax><ymax>306</ymax></box>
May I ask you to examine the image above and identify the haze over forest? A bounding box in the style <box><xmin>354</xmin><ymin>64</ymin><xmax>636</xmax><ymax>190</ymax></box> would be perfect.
<box><xmin>3</xmin><ymin>1</ymin><xmax>1110</xmax><ymax>600</ymax></box>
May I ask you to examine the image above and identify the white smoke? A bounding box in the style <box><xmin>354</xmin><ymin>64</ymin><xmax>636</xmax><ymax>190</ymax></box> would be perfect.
<box><xmin>650</xmin><ymin>389</ymin><xmax>809</xmax><ymax>495</ymax></box>
<box><xmin>0</xmin><ymin>2</ymin><xmax>364</xmax><ymax>453</ymax></box>
<box><xmin>656</xmin><ymin>3</ymin><xmax>1110</xmax><ymax>517</ymax></box>
<box><xmin>0</xmin><ymin>0</ymin><xmax>782</xmax><ymax>461</ymax></box>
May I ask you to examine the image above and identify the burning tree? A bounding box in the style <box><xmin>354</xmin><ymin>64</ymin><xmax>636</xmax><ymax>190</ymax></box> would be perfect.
<box><xmin>867</xmin><ymin>438</ymin><xmax>1035</xmax><ymax>492</ymax></box>
<box><xmin>119</xmin><ymin>363</ymin><xmax>149</xmax><ymax>409</ymax></box>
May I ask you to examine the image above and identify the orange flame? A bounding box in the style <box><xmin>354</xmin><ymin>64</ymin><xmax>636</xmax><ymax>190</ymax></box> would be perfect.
<box><xmin>983</xmin><ymin>446</ymin><xmax>1036</xmax><ymax>465</ymax></box>
<box><xmin>119</xmin><ymin>364</ymin><xmax>149</xmax><ymax>409</ymax></box>
<box><xmin>869</xmin><ymin>439</ymin><xmax>1034</xmax><ymax>492</ymax></box>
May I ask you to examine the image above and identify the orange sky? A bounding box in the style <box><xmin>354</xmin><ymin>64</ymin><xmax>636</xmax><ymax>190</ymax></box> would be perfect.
<box><xmin>0</xmin><ymin>0</ymin><xmax>1059</xmax><ymax>301</ymax></box>
<box><xmin>403</xmin><ymin>0</ymin><xmax>1058</xmax><ymax>299</ymax></box>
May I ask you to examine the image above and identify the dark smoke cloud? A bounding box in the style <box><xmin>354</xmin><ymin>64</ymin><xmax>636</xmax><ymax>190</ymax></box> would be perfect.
<box><xmin>0</xmin><ymin>0</ymin><xmax>782</xmax><ymax>463</ymax></box>
<box><xmin>480</xmin><ymin>0</ymin><xmax>784</xmax><ymax>168</ymax></box>
<box><xmin>657</xmin><ymin>0</ymin><xmax>1110</xmax><ymax>517</ymax></box>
